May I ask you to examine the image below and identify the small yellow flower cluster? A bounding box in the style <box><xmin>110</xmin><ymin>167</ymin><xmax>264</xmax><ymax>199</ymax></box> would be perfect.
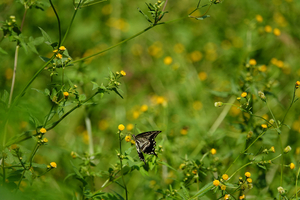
<box><xmin>120</xmin><ymin>70</ymin><xmax>126</xmax><ymax>76</ymax></box>
<box><xmin>271</xmin><ymin>58</ymin><xmax>284</xmax><ymax>68</ymax></box>
<box><xmin>249</xmin><ymin>59</ymin><xmax>257</xmax><ymax>66</ymax></box>
<box><xmin>164</xmin><ymin>56</ymin><xmax>173</xmax><ymax>65</ymax></box>
<box><xmin>222</xmin><ymin>174</ymin><xmax>229</xmax><ymax>181</ymax></box>
<box><xmin>118</xmin><ymin>124</ymin><xmax>125</xmax><ymax>131</ymax></box>
<box><xmin>198</xmin><ymin>72</ymin><xmax>207</xmax><ymax>81</ymax></box>
<box><xmin>211</xmin><ymin>148</ymin><xmax>217</xmax><ymax>155</ymax></box>
<box><xmin>245</xmin><ymin>172</ymin><xmax>251</xmax><ymax>178</ymax></box>
<box><xmin>255</xmin><ymin>15</ymin><xmax>263</xmax><ymax>23</ymax></box>
<box><xmin>241</xmin><ymin>92</ymin><xmax>247</xmax><ymax>98</ymax></box>
<box><xmin>213</xmin><ymin>179</ymin><xmax>220</xmax><ymax>186</ymax></box>
<box><xmin>261</xmin><ymin>124</ymin><xmax>268</xmax><ymax>129</ymax></box>
<box><xmin>50</xmin><ymin>162</ymin><xmax>57</xmax><ymax>168</ymax></box>
<box><xmin>264</xmin><ymin>26</ymin><xmax>281</xmax><ymax>36</ymax></box>
<box><xmin>63</xmin><ymin>92</ymin><xmax>69</xmax><ymax>98</ymax></box>
<box><xmin>125</xmin><ymin>135</ymin><xmax>131</xmax><ymax>142</ymax></box>
<box><xmin>295</xmin><ymin>81</ymin><xmax>300</xmax><ymax>89</ymax></box>
<box><xmin>290</xmin><ymin>163</ymin><xmax>295</xmax><ymax>169</ymax></box>
<box><xmin>180</xmin><ymin>128</ymin><xmax>188</xmax><ymax>135</ymax></box>
<box><xmin>40</xmin><ymin>128</ymin><xmax>47</xmax><ymax>134</ymax></box>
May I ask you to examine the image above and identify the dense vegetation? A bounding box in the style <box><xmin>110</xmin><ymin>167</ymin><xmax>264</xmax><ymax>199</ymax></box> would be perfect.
<box><xmin>1</xmin><ymin>0</ymin><xmax>300</xmax><ymax>199</ymax></box>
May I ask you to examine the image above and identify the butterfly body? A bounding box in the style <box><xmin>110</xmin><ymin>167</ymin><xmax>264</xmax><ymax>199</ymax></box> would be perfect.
<box><xmin>132</xmin><ymin>131</ymin><xmax>161</xmax><ymax>164</ymax></box>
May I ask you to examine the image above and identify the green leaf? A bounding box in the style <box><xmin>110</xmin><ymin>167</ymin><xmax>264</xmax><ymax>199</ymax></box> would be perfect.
<box><xmin>79</xmin><ymin>94</ymin><xmax>86</xmax><ymax>101</ymax></box>
<box><xmin>0</xmin><ymin>47</ymin><xmax>8</xmax><ymax>54</ymax></box>
<box><xmin>91</xmin><ymin>81</ymin><xmax>99</xmax><ymax>90</ymax></box>
<box><xmin>32</xmin><ymin>163</ymin><xmax>47</xmax><ymax>169</ymax></box>
<box><xmin>38</xmin><ymin>27</ymin><xmax>52</xmax><ymax>45</ymax></box>
<box><xmin>44</xmin><ymin>88</ymin><xmax>50</xmax><ymax>96</ymax></box>
<box><xmin>157</xmin><ymin>160</ymin><xmax>177</xmax><ymax>171</ymax></box>
<box><xmin>194</xmin><ymin>15</ymin><xmax>210</xmax><ymax>20</ymax></box>
<box><xmin>112</xmin><ymin>88</ymin><xmax>123</xmax><ymax>99</ymax></box>
<box><xmin>191</xmin><ymin>182</ymin><xmax>214</xmax><ymax>198</ymax></box>
<box><xmin>7</xmin><ymin>170</ymin><xmax>24</xmax><ymax>182</ymax></box>
<box><xmin>39</xmin><ymin>55</ymin><xmax>51</xmax><ymax>63</ymax></box>
<box><xmin>24</xmin><ymin>170</ymin><xmax>35</xmax><ymax>185</ymax></box>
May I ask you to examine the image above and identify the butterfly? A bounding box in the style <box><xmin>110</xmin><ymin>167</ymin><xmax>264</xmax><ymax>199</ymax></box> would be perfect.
<box><xmin>132</xmin><ymin>131</ymin><xmax>161</xmax><ymax>164</ymax></box>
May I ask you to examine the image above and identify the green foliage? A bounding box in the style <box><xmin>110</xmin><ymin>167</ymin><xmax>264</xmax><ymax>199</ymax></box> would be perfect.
<box><xmin>1</xmin><ymin>0</ymin><xmax>300</xmax><ymax>199</ymax></box>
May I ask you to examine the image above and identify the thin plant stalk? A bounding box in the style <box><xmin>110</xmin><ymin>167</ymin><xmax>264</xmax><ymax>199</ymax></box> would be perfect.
<box><xmin>118</xmin><ymin>130</ymin><xmax>128</xmax><ymax>200</ymax></box>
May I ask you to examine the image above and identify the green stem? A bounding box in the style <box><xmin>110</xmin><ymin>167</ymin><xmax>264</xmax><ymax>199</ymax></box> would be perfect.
<box><xmin>118</xmin><ymin>131</ymin><xmax>128</xmax><ymax>200</ymax></box>
<box><xmin>16</xmin><ymin>170</ymin><xmax>26</xmax><ymax>191</ymax></box>
<box><xmin>3</xmin><ymin>56</ymin><xmax>55</xmax><ymax>147</ymax></box>
<box><xmin>29</xmin><ymin>142</ymin><xmax>40</xmax><ymax>168</ymax></box>
<box><xmin>296</xmin><ymin>167</ymin><xmax>300</xmax><ymax>199</ymax></box>
<box><xmin>61</xmin><ymin>0</ymin><xmax>83</xmax><ymax>45</ymax></box>
<box><xmin>8</xmin><ymin>45</ymin><xmax>20</xmax><ymax>107</ymax></box>
<box><xmin>70</xmin><ymin>26</ymin><xmax>155</xmax><ymax>64</ymax></box>
<box><xmin>46</xmin><ymin>92</ymin><xmax>98</xmax><ymax>131</ymax></box>
<box><xmin>49</xmin><ymin>0</ymin><xmax>62</xmax><ymax>47</ymax></box>
<box><xmin>281</xmin><ymin>86</ymin><xmax>297</xmax><ymax>125</ymax></box>
<box><xmin>225</xmin><ymin>130</ymin><xmax>266</xmax><ymax>174</ymax></box>
<box><xmin>265</xmin><ymin>100</ymin><xmax>279</xmax><ymax>130</ymax></box>
<box><xmin>2</xmin><ymin>151</ymin><xmax>6</xmax><ymax>185</ymax></box>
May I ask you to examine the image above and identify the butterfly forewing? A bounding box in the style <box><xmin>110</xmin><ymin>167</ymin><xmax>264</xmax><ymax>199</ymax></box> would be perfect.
<box><xmin>133</xmin><ymin>131</ymin><xmax>161</xmax><ymax>164</ymax></box>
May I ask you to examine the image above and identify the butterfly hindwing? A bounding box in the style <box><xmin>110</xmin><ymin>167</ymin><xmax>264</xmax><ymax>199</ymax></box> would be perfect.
<box><xmin>133</xmin><ymin>131</ymin><xmax>161</xmax><ymax>164</ymax></box>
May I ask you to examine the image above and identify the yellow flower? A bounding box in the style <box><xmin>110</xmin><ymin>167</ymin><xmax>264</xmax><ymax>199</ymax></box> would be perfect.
<box><xmin>192</xmin><ymin>169</ymin><xmax>197</xmax><ymax>174</ymax></box>
<box><xmin>53</xmin><ymin>49</ymin><xmax>58</xmax><ymax>53</ymax></box>
<box><xmin>118</xmin><ymin>124</ymin><xmax>125</xmax><ymax>131</ymax></box>
<box><xmin>290</xmin><ymin>163</ymin><xmax>295</xmax><ymax>169</ymax></box>
<box><xmin>43</xmin><ymin>138</ymin><xmax>48</xmax><ymax>143</ymax></box>
<box><xmin>224</xmin><ymin>194</ymin><xmax>230</xmax><ymax>200</ymax></box>
<box><xmin>222</xmin><ymin>174</ymin><xmax>229</xmax><ymax>181</ymax></box>
<box><xmin>130</xmin><ymin>140</ymin><xmax>135</xmax><ymax>145</ymax></box>
<box><xmin>180</xmin><ymin>128</ymin><xmax>188</xmax><ymax>135</ymax></box>
<box><xmin>239</xmin><ymin>194</ymin><xmax>245</xmax><ymax>200</ymax></box>
<box><xmin>63</xmin><ymin>92</ymin><xmax>69</xmax><ymax>98</ymax></box>
<box><xmin>249</xmin><ymin>59</ymin><xmax>257</xmax><ymax>65</ymax></box>
<box><xmin>126</xmin><ymin>124</ymin><xmax>134</xmax><ymax>131</ymax></box>
<box><xmin>247</xmin><ymin>178</ymin><xmax>252</xmax><ymax>183</ymax></box>
<box><xmin>241</xmin><ymin>92</ymin><xmax>247</xmax><ymax>98</ymax></box>
<box><xmin>198</xmin><ymin>72</ymin><xmax>207</xmax><ymax>81</ymax></box>
<box><xmin>213</xmin><ymin>179</ymin><xmax>220</xmax><ymax>186</ymax></box>
<box><xmin>211</xmin><ymin>148</ymin><xmax>217</xmax><ymax>155</ymax></box>
<box><xmin>50</xmin><ymin>162</ymin><xmax>57</xmax><ymax>168</ymax></box>
<box><xmin>179</xmin><ymin>163</ymin><xmax>186</xmax><ymax>170</ymax></box>
<box><xmin>71</xmin><ymin>151</ymin><xmax>77</xmax><ymax>158</ymax></box>
<box><xmin>255</xmin><ymin>15</ymin><xmax>263</xmax><ymax>23</ymax></box>
<box><xmin>270</xmin><ymin>146</ymin><xmax>275</xmax><ymax>153</ymax></box>
<box><xmin>190</xmin><ymin>50</ymin><xmax>203</xmax><ymax>62</ymax></box>
<box><xmin>261</xmin><ymin>124</ymin><xmax>268</xmax><ymax>129</ymax></box>
<box><xmin>273</xmin><ymin>28</ymin><xmax>281</xmax><ymax>36</ymax></box>
<box><xmin>133</xmin><ymin>111</ymin><xmax>140</xmax><ymax>119</ymax></box>
<box><xmin>221</xmin><ymin>184</ymin><xmax>226</xmax><ymax>190</ymax></box>
<box><xmin>156</xmin><ymin>96</ymin><xmax>166</xmax><ymax>105</ymax></box>
<box><xmin>59</xmin><ymin>46</ymin><xmax>66</xmax><ymax>51</ymax></box>
<box><xmin>125</xmin><ymin>135</ymin><xmax>131</xmax><ymax>142</ymax></box>
<box><xmin>258</xmin><ymin>65</ymin><xmax>267</xmax><ymax>72</ymax></box>
<box><xmin>140</xmin><ymin>104</ymin><xmax>148</xmax><ymax>112</ymax></box>
<box><xmin>295</xmin><ymin>81</ymin><xmax>300</xmax><ymax>89</ymax></box>
<box><xmin>264</xmin><ymin>25</ymin><xmax>272</xmax><ymax>33</ymax></box>
<box><xmin>11</xmin><ymin>144</ymin><xmax>19</xmax><ymax>150</ymax></box>
<box><xmin>284</xmin><ymin>145</ymin><xmax>292</xmax><ymax>153</ymax></box>
<box><xmin>40</xmin><ymin>128</ymin><xmax>47</xmax><ymax>134</ymax></box>
<box><xmin>56</xmin><ymin>53</ymin><xmax>62</xmax><ymax>59</ymax></box>
<box><xmin>164</xmin><ymin>56</ymin><xmax>173</xmax><ymax>65</ymax></box>
<box><xmin>120</xmin><ymin>70</ymin><xmax>126</xmax><ymax>76</ymax></box>
<box><xmin>245</xmin><ymin>172</ymin><xmax>251</xmax><ymax>178</ymax></box>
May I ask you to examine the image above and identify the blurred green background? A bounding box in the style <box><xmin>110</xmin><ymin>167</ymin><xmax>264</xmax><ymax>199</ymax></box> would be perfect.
<box><xmin>1</xmin><ymin>0</ymin><xmax>300</xmax><ymax>199</ymax></box>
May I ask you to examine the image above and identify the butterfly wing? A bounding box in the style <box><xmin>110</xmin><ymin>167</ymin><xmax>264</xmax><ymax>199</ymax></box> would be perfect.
<box><xmin>134</xmin><ymin>131</ymin><xmax>161</xmax><ymax>163</ymax></box>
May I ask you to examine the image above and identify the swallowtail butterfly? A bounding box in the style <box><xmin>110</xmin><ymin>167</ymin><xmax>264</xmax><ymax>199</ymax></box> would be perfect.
<box><xmin>132</xmin><ymin>131</ymin><xmax>161</xmax><ymax>164</ymax></box>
